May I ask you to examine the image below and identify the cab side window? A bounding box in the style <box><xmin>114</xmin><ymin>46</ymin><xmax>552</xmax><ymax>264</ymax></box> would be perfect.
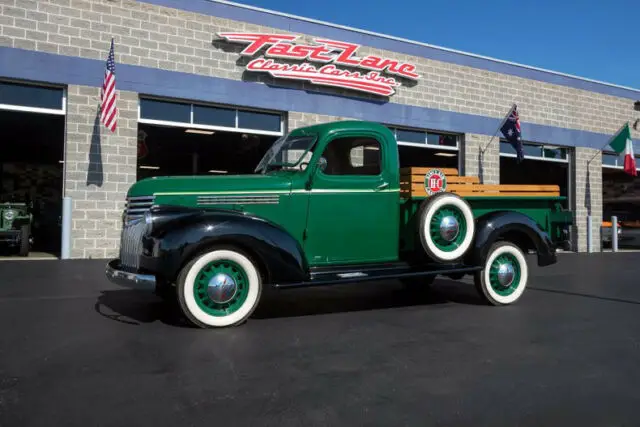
<box><xmin>320</xmin><ymin>137</ymin><xmax>382</xmax><ymax>176</ymax></box>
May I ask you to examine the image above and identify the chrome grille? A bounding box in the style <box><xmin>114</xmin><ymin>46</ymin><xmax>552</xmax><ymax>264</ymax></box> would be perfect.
<box><xmin>119</xmin><ymin>219</ymin><xmax>148</xmax><ymax>270</ymax></box>
<box><xmin>124</xmin><ymin>196</ymin><xmax>155</xmax><ymax>222</ymax></box>
<box><xmin>120</xmin><ymin>195</ymin><xmax>154</xmax><ymax>270</ymax></box>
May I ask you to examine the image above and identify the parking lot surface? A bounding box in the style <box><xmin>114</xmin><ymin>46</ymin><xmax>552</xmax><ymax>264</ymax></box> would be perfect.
<box><xmin>1</xmin><ymin>253</ymin><xmax>640</xmax><ymax>426</ymax></box>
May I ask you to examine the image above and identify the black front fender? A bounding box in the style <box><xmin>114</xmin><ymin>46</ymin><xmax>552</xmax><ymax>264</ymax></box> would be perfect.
<box><xmin>467</xmin><ymin>211</ymin><xmax>557</xmax><ymax>267</ymax></box>
<box><xmin>141</xmin><ymin>206</ymin><xmax>309</xmax><ymax>285</ymax></box>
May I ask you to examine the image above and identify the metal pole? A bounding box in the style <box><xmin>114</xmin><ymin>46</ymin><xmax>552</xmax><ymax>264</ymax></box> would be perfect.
<box><xmin>61</xmin><ymin>196</ymin><xmax>72</xmax><ymax>259</ymax></box>
<box><xmin>612</xmin><ymin>215</ymin><xmax>618</xmax><ymax>252</ymax></box>
<box><xmin>587</xmin><ymin>215</ymin><xmax>592</xmax><ymax>253</ymax></box>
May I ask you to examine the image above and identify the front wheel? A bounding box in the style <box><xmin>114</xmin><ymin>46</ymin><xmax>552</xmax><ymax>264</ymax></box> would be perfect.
<box><xmin>176</xmin><ymin>247</ymin><xmax>263</xmax><ymax>328</ymax></box>
<box><xmin>474</xmin><ymin>242</ymin><xmax>529</xmax><ymax>306</ymax></box>
<box><xmin>18</xmin><ymin>225</ymin><xmax>30</xmax><ymax>257</ymax></box>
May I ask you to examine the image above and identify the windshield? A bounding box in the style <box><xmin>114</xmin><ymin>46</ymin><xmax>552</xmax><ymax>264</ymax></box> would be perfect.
<box><xmin>254</xmin><ymin>133</ymin><xmax>318</xmax><ymax>173</ymax></box>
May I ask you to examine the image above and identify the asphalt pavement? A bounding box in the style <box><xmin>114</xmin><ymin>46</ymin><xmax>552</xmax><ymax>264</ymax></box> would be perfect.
<box><xmin>1</xmin><ymin>253</ymin><xmax>640</xmax><ymax>426</ymax></box>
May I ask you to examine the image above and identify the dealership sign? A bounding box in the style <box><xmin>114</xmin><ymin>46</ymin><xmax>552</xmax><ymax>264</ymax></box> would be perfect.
<box><xmin>217</xmin><ymin>33</ymin><xmax>420</xmax><ymax>96</ymax></box>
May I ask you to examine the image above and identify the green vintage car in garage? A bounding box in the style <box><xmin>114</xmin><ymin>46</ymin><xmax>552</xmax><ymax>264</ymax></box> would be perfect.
<box><xmin>106</xmin><ymin>120</ymin><xmax>574</xmax><ymax>328</ymax></box>
<box><xmin>0</xmin><ymin>201</ymin><xmax>32</xmax><ymax>257</ymax></box>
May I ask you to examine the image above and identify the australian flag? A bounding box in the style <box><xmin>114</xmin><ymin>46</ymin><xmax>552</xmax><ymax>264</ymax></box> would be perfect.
<box><xmin>501</xmin><ymin>105</ymin><xmax>524</xmax><ymax>162</ymax></box>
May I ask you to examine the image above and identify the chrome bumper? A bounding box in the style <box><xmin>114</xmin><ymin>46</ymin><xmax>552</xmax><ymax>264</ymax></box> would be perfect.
<box><xmin>105</xmin><ymin>258</ymin><xmax>156</xmax><ymax>290</ymax></box>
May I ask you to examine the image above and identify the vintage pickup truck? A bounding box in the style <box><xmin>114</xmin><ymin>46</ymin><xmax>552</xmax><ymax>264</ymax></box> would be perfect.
<box><xmin>106</xmin><ymin>120</ymin><xmax>573</xmax><ymax>328</ymax></box>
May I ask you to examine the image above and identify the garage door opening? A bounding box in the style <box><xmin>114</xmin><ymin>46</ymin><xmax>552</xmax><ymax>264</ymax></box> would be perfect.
<box><xmin>137</xmin><ymin>124</ymin><xmax>280</xmax><ymax>179</ymax></box>
<box><xmin>137</xmin><ymin>97</ymin><xmax>284</xmax><ymax>179</ymax></box>
<box><xmin>500</xmin><ymin>141</ymin><xmax>571</xmax><ymax>204</ymax></box>
<box><xmin>1</xmin><ymin>109</ymin><xmax>65</xmax><ymax>259</ymax></box>
<box><xmin>602</xmin><ymin>152</ymin><xmax>640</xmax><ymax>249</ymax></box>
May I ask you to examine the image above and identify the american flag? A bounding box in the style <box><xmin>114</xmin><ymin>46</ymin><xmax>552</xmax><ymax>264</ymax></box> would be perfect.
<box><xmin>500</xmin><ymin>104</ymin><xmax>524</xmax><ymax>162</ymax></box>
<box><xmin>100</xmin><ymin>38</ymin><xmax>117</xmax><ymax>132</ymax></box>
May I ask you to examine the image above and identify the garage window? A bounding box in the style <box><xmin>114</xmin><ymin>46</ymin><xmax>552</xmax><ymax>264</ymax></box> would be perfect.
<box><xmin>138</xmin><ymin>97</ymin><xmax>284</xmax><ymax>136</ymax></box>
<box><xmin>388</xmin><ymin>126</ymin><xmax>459</xmax><ymax>150</ymax></box>
<box><xmin>602</xmin><ymin>151</ymin><xmax>640</xmax><ymax>171</ymax></box>
<box><xmin>0</xmin><ymin>81</ymin><xmax>65</xmax><ymax>115</ymax></box>
<box><xmin>500</xmin><ymin>141</ymin><xmax>569</xmax><ymax>162</ymax></box>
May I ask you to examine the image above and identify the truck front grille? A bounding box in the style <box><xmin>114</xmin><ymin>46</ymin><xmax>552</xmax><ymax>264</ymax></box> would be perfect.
<box><xmin>124</xmin><ymin>196</ymin><xmax>155</xmax><ymax>223</ymax></box>
<box><xmin>120</xmin><ymin>195</ymin><xmax>155</xmax><ymax>270</ymax></box>
<box><xmin>119</xmin><ymin>218</ymin><xmax>148</xmax><ymax>270</ymax></box>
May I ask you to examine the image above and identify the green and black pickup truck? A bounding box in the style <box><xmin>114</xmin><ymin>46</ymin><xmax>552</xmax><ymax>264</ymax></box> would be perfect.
<box><xmin>106</xmin><ymin>120</ymin><xmax>573</xmax><ymax>328</ymax></box>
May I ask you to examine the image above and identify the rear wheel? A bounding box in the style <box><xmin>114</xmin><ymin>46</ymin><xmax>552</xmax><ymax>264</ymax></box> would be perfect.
<box><xmin>474</xmin><ymin>242</ymin><xmax>529</xmax><ymax>305</ymax></box>
<box><xmin>176</xmin><ymin>247</ymin><xmax>262</xmax><ymax>328</ymax></box>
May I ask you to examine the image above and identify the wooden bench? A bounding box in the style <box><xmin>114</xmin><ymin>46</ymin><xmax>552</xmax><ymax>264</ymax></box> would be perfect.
<box><xmin>400</xmin><ymin>167</ymin><xmax>561</xmax><ymax>198</ymax></box>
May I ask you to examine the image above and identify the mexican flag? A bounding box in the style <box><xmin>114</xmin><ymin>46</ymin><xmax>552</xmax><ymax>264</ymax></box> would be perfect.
<box><xmin>609</xmin><ymin>123</ymin><xmax>637</xmax><ymax>176</ymax></box>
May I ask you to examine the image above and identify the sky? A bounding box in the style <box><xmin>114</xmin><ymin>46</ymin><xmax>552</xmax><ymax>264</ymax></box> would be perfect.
<box><xmin>232</xmin><ymin>0</ymin><xmax>640</xmax><ymax>90</ymax></box>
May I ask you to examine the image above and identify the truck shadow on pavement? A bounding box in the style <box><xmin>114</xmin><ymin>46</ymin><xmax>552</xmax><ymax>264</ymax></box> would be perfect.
<box><xmin>94</xmin><ymin>290</ymin><xmax>193</xmax><ymax>328</ymax></box>
<box><xmin>94</xmin><ymin>279</ymin><xmax>485</xmax><ymax>327</ymax></box>
<box><xmin>252</xmin><ymin>279</ymin><xmax>485</xmax><ymax>320</ymax></box>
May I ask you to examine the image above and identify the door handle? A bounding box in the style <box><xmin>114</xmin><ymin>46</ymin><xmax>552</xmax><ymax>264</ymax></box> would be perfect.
<box><xmin>375</xmin><ymin>181</ymin><xmax>389</xmax><ymax>191</ymax></box>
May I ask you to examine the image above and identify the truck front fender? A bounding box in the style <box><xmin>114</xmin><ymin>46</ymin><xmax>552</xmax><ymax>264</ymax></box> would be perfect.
<box><xmin>142</xmin><ymin>206</ymin><xmax>309</xmax><ymax>285</ymax></box>
<box><xmin>467</xmin><ymin>210</ymin><xmax>556</xmax><ymax>267</ymax></box>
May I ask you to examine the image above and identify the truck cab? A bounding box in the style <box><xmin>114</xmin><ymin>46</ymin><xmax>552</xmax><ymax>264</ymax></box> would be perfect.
<box><xmin>106</xmin><ymin>120</ymin><xmax>572</xmax><ymax>328</ymax></box>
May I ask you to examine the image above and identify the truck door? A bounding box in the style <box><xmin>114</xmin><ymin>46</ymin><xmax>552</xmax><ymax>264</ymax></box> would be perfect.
<box><xmin>303</xmin><ymin>132</ymin><xmax>399</xmax><ymax>265</ymax></box>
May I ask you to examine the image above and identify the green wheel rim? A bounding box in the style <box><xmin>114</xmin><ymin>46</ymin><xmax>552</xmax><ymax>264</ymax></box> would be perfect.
<box><xmin>429</xmin><ymin>205</ymin><xmax>467</xmax><ymax>252</ymax></box>
<box><xmin>193</xmin><ymin>259</ymin><xmax>250</xmax><ymax>316</ymax></box>
<box><xmin>488</xmin><ymin>253</ymin><xmax>521</xmax><ymax>296</ymax></box>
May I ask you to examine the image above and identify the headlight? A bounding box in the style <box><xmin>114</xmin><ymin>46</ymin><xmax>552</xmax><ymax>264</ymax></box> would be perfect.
<box><xmin>3</xmin><ymin>210</ymin><xmax>15</xmax><ymax>221</ymax></box>
<box><xmin>144</xmin><ymin>210</ymin><xmax>153</xmax><ymax>233</ymax></box>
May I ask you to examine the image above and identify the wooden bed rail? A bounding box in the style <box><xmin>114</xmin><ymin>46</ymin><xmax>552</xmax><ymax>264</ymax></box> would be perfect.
<box><xmin>399</xmin><ymin>167</ymin><xmax>561</xmax><ymax>198</ymax></box>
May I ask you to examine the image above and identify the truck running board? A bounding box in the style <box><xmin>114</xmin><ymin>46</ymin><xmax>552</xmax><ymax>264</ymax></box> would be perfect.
<box><xmin>272</xmin><ymin>263</ymin><xmax>483</xmax><ymax>289</ymax></box>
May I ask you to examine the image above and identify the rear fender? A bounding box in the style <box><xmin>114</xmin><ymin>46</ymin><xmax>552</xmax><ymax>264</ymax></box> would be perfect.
<box><xmin>467</xmin><ymin>211</ymin><xmax>556</xmax><ymax>267</ymax></box>
<box><xmin>144</xmin><ymin>207</ymin><xmax>309</xmax><ymax>285</ymax></box>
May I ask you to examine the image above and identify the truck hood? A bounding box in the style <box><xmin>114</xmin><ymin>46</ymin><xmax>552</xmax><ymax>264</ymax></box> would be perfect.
<box><xmin>127</xmin><ymin>174</ymin><xmax>293</xmax><ymax>198</ymax></box>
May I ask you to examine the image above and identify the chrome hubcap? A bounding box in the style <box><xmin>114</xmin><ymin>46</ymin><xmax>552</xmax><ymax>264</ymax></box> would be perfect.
<box><xmin>207</xmin><ymin>273</ymin><xmax>238</xmax><ymax>304</ymax></box>
<box><xmin>496</xmin><ymin>263</ymin><xmax>515</xmax><ymax>287</ymax></box>
<box><xmin>439</xmin><ymin>216</ymin><xmax>460</xmax><ymax>242</ymax></box>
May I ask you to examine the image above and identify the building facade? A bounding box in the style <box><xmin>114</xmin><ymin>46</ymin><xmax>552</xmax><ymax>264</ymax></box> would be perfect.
<box><xmin>0</xmin><ymin>0</ymin><xmax>639</xmax><ymax>259</ymax></box>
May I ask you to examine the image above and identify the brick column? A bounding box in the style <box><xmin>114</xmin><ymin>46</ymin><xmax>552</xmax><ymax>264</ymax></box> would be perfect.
<box><xmin>462</xmin><ymin>133</ymin><xmax>499</xmax><ymax>184</ymax></box>
<box><xmin>571</xmin><ymin>147</ymin><xmax>603</xmax><ymax>252</ymax></box>
<box><xmin>63</xmin><ymin>85</ymin><xmax>138</xmax><ymax>259</ymax></box>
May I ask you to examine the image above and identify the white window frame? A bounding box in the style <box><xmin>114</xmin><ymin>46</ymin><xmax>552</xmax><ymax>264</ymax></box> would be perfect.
<box><xmin>499</xmin><ymin>140</ymin><xmax>570</xmax><ymax>164</ymax></box>
<box><xmin>0</xmin><ymin>79</ymin><xmax>66</xmax><ymax>116</ymax></box>
<box><xmin>601</xmin><ymin>150</ymin><xmax>640</xmax><ymax>171</ymax></box>
<box><xmin>388</xmin><ymin>125</ymin><xmax>462</xmax><ymax>174</ymax></box>
<box><xmin>137</xmin><ymin>95</ymin><xmax>285</xmax><ymax>137</ymax></box>
<box><xmin>387</xmin><ymin>125</ymin><xmax>460</xmax><ymax>151</ymax></box>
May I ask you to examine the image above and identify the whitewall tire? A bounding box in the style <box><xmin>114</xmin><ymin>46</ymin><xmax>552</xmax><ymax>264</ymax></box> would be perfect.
<box><xmin>418</xmin><ymin>193</ymin><xmax>476</xmax><ymax>263</ymax></box>
<box><xmin>474</xmin><ymin>242</ymin><xmax>529</xmax><ymax>306</ymax></box>
<box><xmin>177</xmin><ymin>247</ymin><xmax>263</xmax><ymax>328</ymax></box>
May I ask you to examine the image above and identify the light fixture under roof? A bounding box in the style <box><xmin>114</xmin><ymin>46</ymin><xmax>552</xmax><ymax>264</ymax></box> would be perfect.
<box><xmin>208</xmin><ymin>170</ymin><xmax>228</xmax><ymax>174</ymax></box>
<box><xmin>434</xmin><ymin>152</ymin><xmax>456</xmax><ymax>157</ymax></box>
<box><xmin>139</xmin><ymin>165</ymin><xmax>160</xmax><ymax>170</ymax></box>
<box><xmin>185</xmin><ymin>129</ymin><xmax>215</xmax><ymax>135</ymax></box>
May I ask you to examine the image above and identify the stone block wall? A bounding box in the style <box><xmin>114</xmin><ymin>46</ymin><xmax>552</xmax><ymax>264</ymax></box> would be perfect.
<box><xmin>571</xmin><ymin>147</ymin><xmax>603</xmax><ymax>252</ymax></box>
<box><xmin>462</xmin><ymin>134</ymin><xmax>500</xmax><ymax>184</ymax></box>
<box><xmin>64</xmin><ymin>85</ymin><xmax>138</xmax><ymax>258</ymax></box>
<box><xmin>0</xmin><ymin>0</ymin><xmax>637</xmax><ymax>140</ymax></box>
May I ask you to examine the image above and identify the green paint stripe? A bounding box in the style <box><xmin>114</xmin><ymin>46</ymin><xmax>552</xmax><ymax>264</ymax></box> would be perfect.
<box><xmin>153</xmin><ymin>189</ymin><xmax>401</xmax><ymax>196</ymax></box>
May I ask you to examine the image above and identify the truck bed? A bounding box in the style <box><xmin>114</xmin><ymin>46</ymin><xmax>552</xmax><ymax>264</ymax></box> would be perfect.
<box><xmin>400</xmin><ymin>167</ymin><xmax>562</xmax><ymax>198</ymax></box>
<box><xmin>398</xmin><ymin>167</ymin><xmax>573</xmax><ymax>253</ymax></box>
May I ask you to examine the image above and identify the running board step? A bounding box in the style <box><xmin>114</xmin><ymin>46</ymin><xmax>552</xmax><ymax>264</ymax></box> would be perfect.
<box><xmin>272</xmin><ymin>264</ymin><xmax>482</xmax><ymax>289</ymax></box>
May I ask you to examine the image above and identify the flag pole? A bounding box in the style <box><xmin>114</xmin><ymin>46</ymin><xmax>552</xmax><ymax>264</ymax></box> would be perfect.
<box><xmin>587</xmin><ymin>121</ymin><xmax>629</xmax><ymax>164</ymax></box>
<box><xmin>480</xmin><ymin>103</ymin><xmax>516</xmax><ymax>154</ymax></box>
